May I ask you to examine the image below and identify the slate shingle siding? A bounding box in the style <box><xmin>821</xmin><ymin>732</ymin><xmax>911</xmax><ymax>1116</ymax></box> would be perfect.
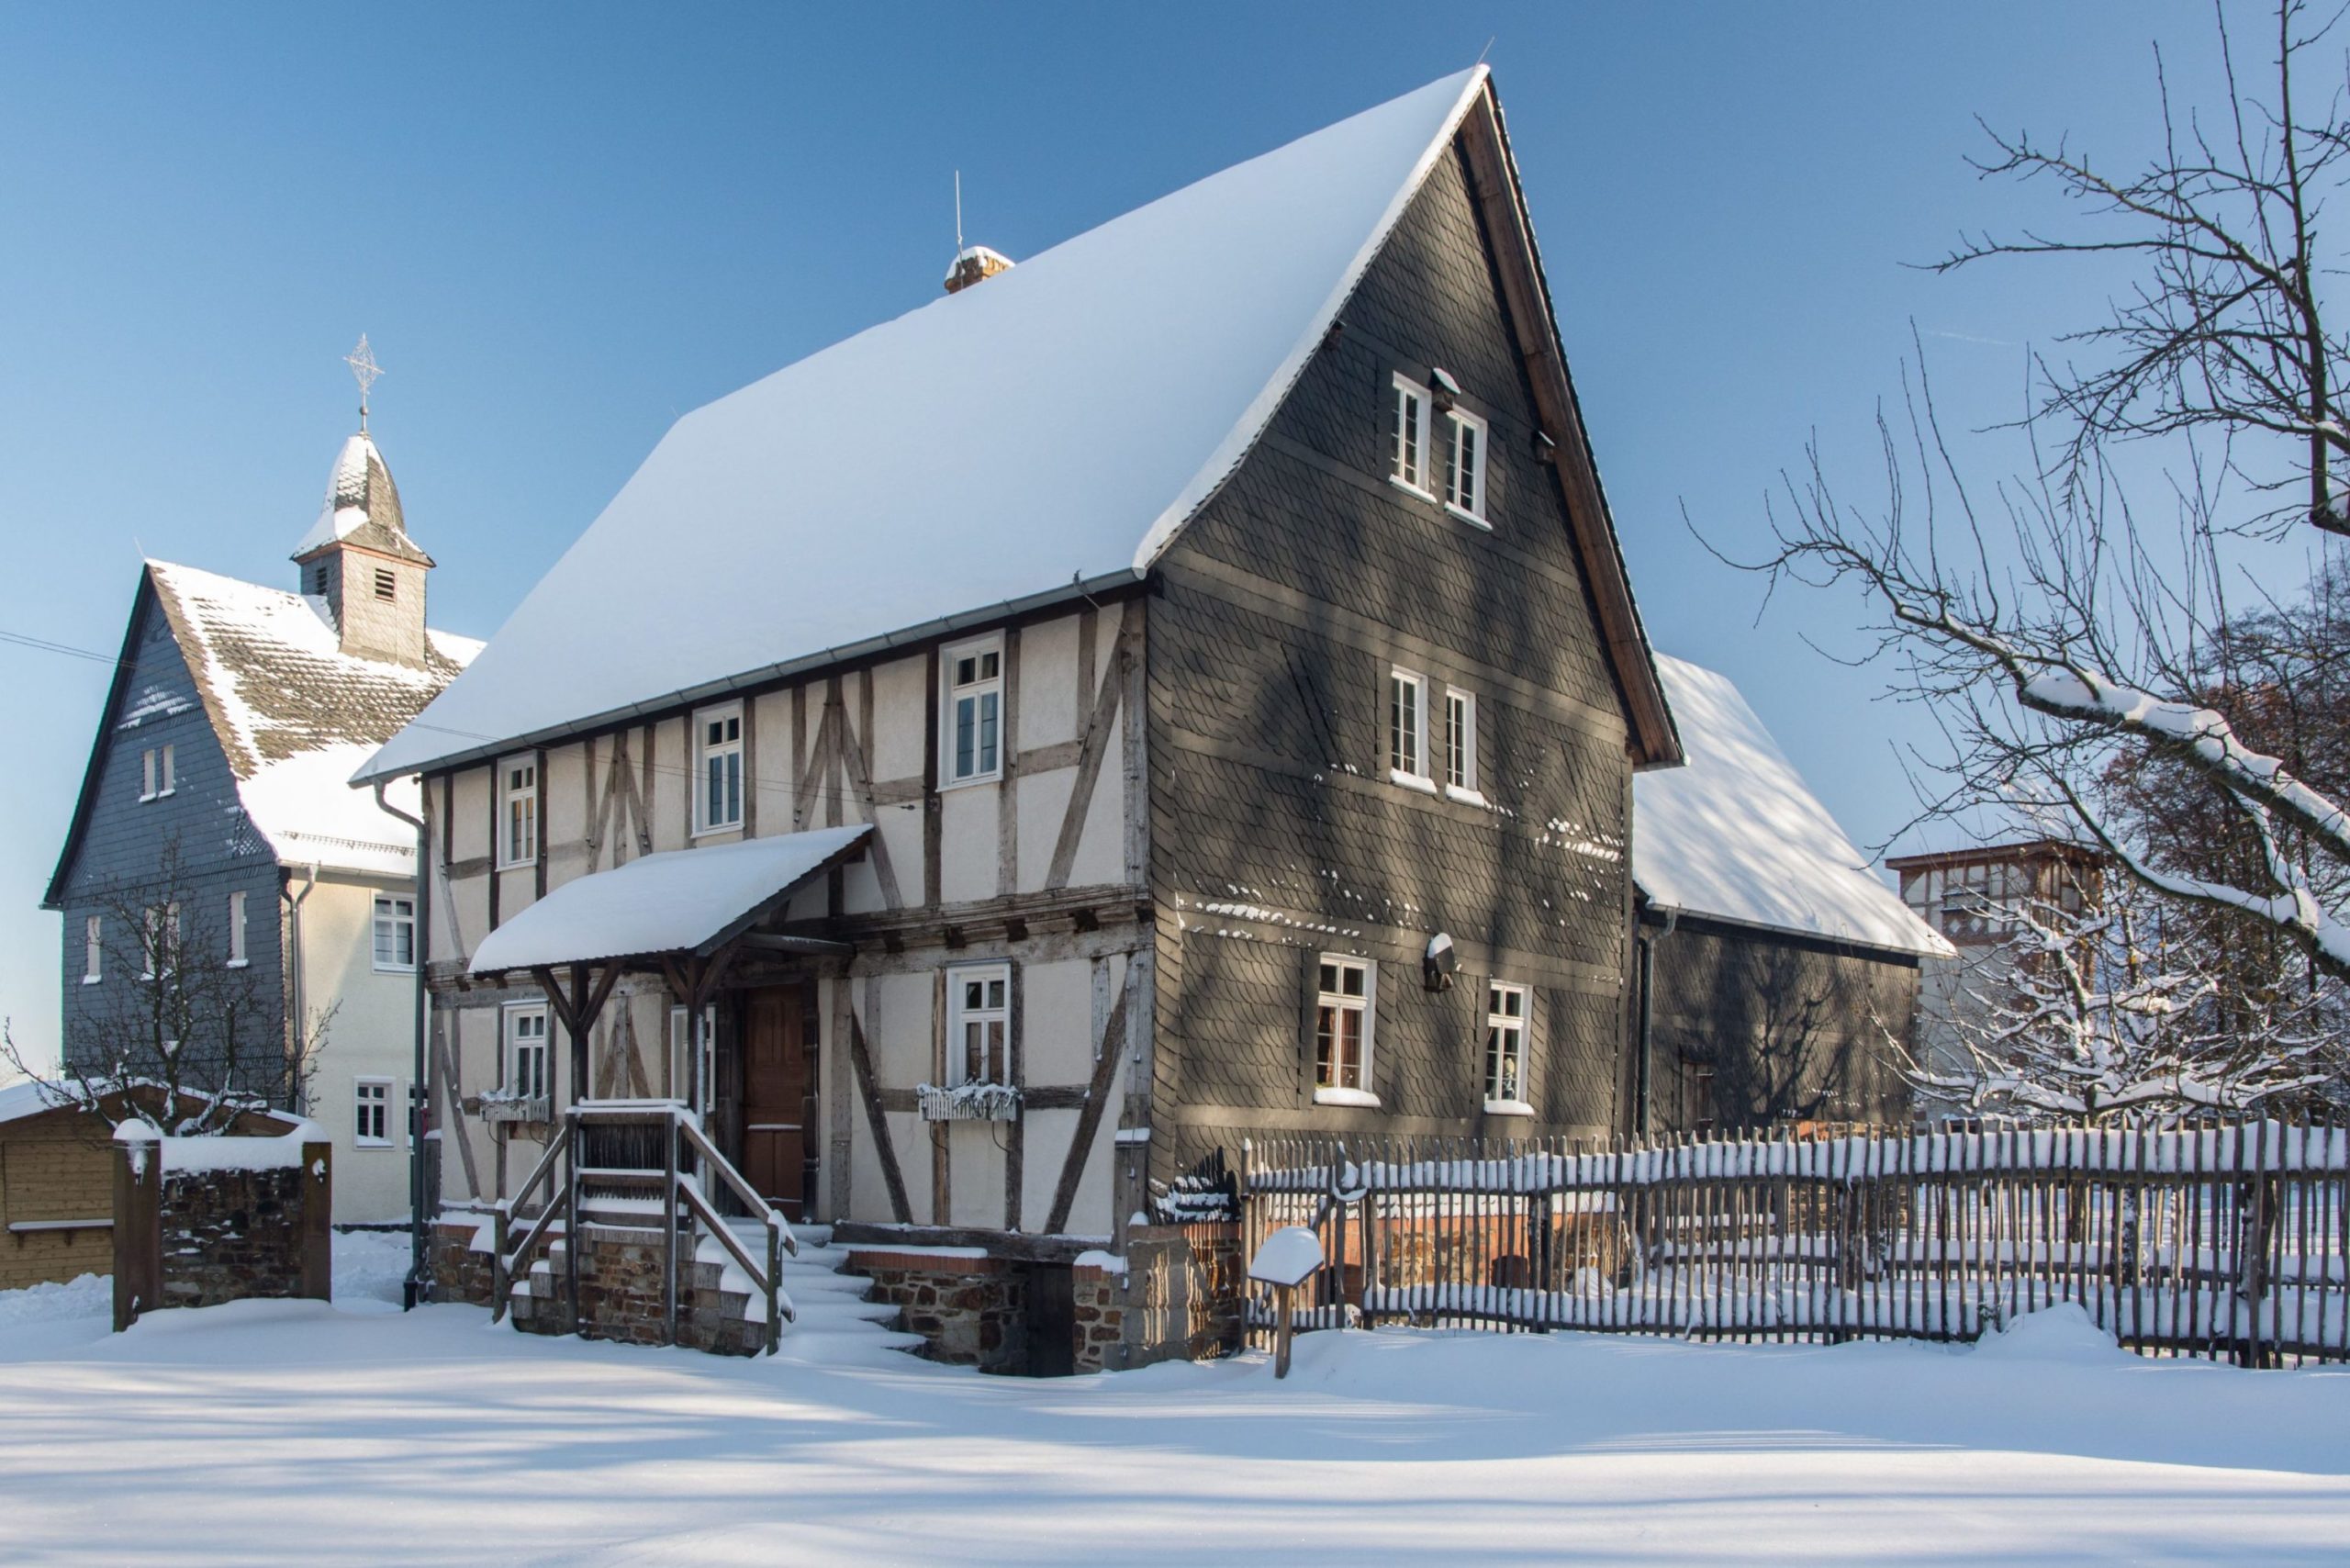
<box><xmin>56</xmin><ymin>602</ymin><xmax>285</xmax><ymax>1092</ymax></box>
<box><xmin>1147</xmin><ymin>140</ymin><xmax>1635</xmax><ymax>1188</ymax></box>
<box><xmin>1647</xmin><ymin>922</ymin><xmax>1918</xmax><ymax>1131</ymax></box>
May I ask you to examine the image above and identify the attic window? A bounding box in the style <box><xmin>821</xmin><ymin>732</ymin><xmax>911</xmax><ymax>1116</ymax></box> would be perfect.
<box><xmin>1390</xmin><ymin>375</ymin><xmax>1433</xmax><ymax>497</ymax></box>
<box><xmin>1443</xmin><ymin>408</ymin><xmax>1489</xmax><ymax>527</ymax></box>
<box><xmin>374</xmin><ymin>567</ymin><xmax>397</xmax><ymax>602</ymax></box>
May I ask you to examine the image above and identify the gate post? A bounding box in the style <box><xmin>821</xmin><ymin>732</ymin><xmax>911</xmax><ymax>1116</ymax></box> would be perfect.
<box><xmin>300</xmin><ymin>1142</ymin><xmax>334</xmax><ymax>1302</ymax></box>
<box><xmin>111</xmin><ymin>1123</ymin><xmax>163</xmax><ymax>1332</ymax></box>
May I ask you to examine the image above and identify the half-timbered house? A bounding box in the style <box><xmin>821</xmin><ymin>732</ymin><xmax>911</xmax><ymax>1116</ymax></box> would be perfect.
<box><xmin>364</xmin><ymin>67</ymin><xmax>1694</xmax><ymax>1365</ymax></box>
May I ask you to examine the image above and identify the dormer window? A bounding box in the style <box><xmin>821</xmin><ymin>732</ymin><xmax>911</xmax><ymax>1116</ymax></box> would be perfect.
<box><xmin>1390</xmin><ymin>375</ymin><xmax>1433</xmax><ymax>496</ymax></box>
<box><xmin>374</xmin><ymin>567</ymin><xmax>397</xmax><ymax>602</ymax></box>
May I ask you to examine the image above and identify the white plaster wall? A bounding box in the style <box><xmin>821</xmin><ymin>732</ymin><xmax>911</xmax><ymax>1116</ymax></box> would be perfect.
<box><xmin>299</xmin><ymin>877</ymin><xmax>418</xmax><ymax>1222</ymax></box>
<box><xmin>1014</xmin><ymin>770</ymin><xmax>1076</xmax><ymax>893</ymax></box>
<box><xmin>868</xmin><ymin>655</ymin><xmax>927</xmax><ymax>783</ymax></box>
<box><xmin>648</xmin><ymin>716</ymin><xmax>688</xmax><ymax>853</ymax></box>
<box><xmin>946</xmin><ymin>1120</ymin><xmax>1005</xmax><ymax>1229</ymax></box>
<box><xmin>1018</xmin><ymin>616</ymin><xmax>1080</xmax><ymax>751</ymax></box>
<box><xmin>937</xmin><ymin>785</ymin><xmax>996</xmax><ymax>904</ymax></box>
<box><xmin>1068</xmin><ymin>706</ymin><xmax>1128</xmax><ymax>888</ymax></box>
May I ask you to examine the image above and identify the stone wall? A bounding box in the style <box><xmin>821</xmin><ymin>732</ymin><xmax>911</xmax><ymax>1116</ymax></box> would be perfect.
<box><xmin>845</xmin><ymin>1249</ymin><xmax>1028</xmax><ymax>1372</ymax></box>
<box><xmin>507</xmin><ymin>1219</ymin><xmax>768</xmax><ymax>1357</ymax></box>
<box><xmin>157</xmin><ymin>1165</ymin><xmax>311</xmax><ymax>1310</ymax></box>
<box><xmin>430</xmin><ymin>1214</ymin><xmax>495</xmax><ymax>1307</ymax></box>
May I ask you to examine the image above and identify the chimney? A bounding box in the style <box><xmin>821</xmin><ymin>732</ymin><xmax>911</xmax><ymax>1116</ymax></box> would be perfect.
<box><xmin>944</xmin><ymin>243</ymin><xmax>1014</xmax><ymax>296</ymax></box>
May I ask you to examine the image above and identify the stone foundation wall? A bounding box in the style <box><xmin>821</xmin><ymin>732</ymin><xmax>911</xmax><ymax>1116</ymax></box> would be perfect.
<box><xmin>845</xmin><ymin>1249</ymin><xmax>1028</xmax><ymax>1372</ymax></box>
<box><xmin>430</xmin><ymin>1215</ymin><xmax>496</xmax><ymax>1307</ymax></box>
<box><xmin>509</xmin><ymin>1221</ymin><xmax>767</xmax><ymax>1357</ymax></box>
<box><xmin>158</xmin><ymin>1166</ymin><xmax>309</xmax><ymax>1310</ymax></box>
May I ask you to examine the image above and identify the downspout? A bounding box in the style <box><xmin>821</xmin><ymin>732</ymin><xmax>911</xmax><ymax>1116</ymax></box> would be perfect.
<box><xmin>1635</xmin><ymin>906</ymin><xmax>1679</xmax><ymax>1138</ymax></box>
<box><xmin>285</xmin><ymin>862</ymin><xmax>320</xmax><ymax>1114</ymax></box>
<box><xmin>375</xmin><ymin>779</ymin><xmax>430</xmax><ymax>1311</ymax></box>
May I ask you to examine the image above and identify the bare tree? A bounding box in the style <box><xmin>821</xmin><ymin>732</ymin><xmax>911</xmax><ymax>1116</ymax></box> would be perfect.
<box><xmin>1908</xmin><ymin>884</ymin><xmax>2339</xmax><ymax>1120</ymax></box>
<box><xmin>1</xmin><ymin>836</ymin><xmax>332</xmax><ymax>1133</ymax></box>
<box><xmin>1747</xmin><ymin>4</ymin><xmax>2350</xmax><ymax>1013</ymax></box>
<box><xmin>1932</xmin><ymin>0</ymin><xmax>2350</xmax><ymax>535</ymax></box>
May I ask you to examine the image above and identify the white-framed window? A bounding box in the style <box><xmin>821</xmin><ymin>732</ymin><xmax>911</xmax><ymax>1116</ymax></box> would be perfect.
<box><xmin>1388</xmin><ymin>668</ymin><xmax>1430</xmax><ymax>788</ymax></box>
<box><xmin>1484</xmin><ymin>982</ymin><xmax>1530</xmax><ymax>1113</ymax></box>
<box><xmin>1443</xmin><ymin>687</ymin><xmax>1480</xmax><ymax>799</ymax></box>
<box><xmin>947</xmin><ymin>962</ymin><xmax>1012</xmax><ymax>1086</ymax></box>
<box><xmin>226</xmin><ymin>890</ymin><xmax>248</xmax><ymax>967</ymax></box>
<box><xmin>1314</xmin><ymin>956</ymin><xmax>1376</xmax><ymax>1103</ymax></box>
<box><xmin>373</xmin><ymin>894</ymin><xmax>415</xmax><ymax>971</ymax></box>
<box><xmin>354</xmin><ymin>1077</ymin><xmax>394</xmax><ymax>1148</ymax></box>
<box><xmin>1390</xmin><ymin>375</ymin><xmax>1433</xmax><ymax>495</ymax></box>
<box><xmin>159</xmin><ymin>743</ymin><xmax>174</xmax><ymax>796</ymax></box>
<box><xmin>668</xmin><ymin>1003</ymin><xmax>716</xmax><ymax>1109</ymax></box>
<box><xmin>1443</xmin><ymin>406</ymin><xmax>1489</xmax><ymax>524</ymax></box>
<box><xmin>498</xmin><ymin>756</ymin><xmax>537</xmax><ymax>868</ymax></box>
<box><xmin>942</xmin><ymin>636</ymin><xmax>1004</xmax><ymax>786</ymax></box>
<box><xmin>139</xmin><ymin>745</ymin><xmax>174</xmax><ymax>801</ymax></box>
<box><xmin>506</xmin><ymin>1005</ymin><xmax>549</xmax><ymax>1103</ymax></box>
<box><xmin>83</xmin><ymin>915</ymin><xmax>101</xmax><ymax>984</ymax></box>
<box><xmin>140</xmin><ymin>902</ymin><xmax>179</xmax><ymax>981</ymax></box>
<box><xmin>694</xmin><ymin>701</ymin><xmax>744</xmax><ymax>834</ymax></box>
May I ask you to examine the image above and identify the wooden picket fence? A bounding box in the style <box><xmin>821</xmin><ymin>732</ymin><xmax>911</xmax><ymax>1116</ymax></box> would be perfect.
<box><xmin>1237</xmin><ymin>1114</ymin><xmax>2350</xmax><ymax>1367</ymax></box>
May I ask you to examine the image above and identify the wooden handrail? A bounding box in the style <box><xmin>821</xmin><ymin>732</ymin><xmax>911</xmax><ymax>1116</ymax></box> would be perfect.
<box><xmin>677</xmin><ymin>1114</ymin><xmax>800</xmax><ymax>1259</ymax></box>
<box><xmin>492</xmin><ymin>1120</ymin><xmax>574</xmax><ymax>1323</ymax></box>
<box><xmin>674</xmin><ymin>1175</ymin><xmax>791</xmax><ymax>1350</ymax></box>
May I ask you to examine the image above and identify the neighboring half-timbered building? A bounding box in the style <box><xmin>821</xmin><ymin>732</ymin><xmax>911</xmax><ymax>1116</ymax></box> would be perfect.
<box><xmin>42</xmin><ymin>423</ymin><xmax>478</xmax><ymax>1222</ymax></box>
<box><xmin>364</xmin><ymin>68</ymin><xmax>1695</xmax><ymax>1361</ymax></box>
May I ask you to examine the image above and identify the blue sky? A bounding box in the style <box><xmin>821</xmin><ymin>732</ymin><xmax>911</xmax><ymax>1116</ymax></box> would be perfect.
<box><xmin>0</xmin><ymin>2</ymin><xmax>2229</xmax><ymax>1065</ymax></box>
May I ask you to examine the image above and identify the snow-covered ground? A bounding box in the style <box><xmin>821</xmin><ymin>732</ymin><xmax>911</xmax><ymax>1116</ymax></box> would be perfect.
<box><xmin>1</xmin><ymin>1231</ymin><xmax>2345</xmax><ymax>1564</ymax></box>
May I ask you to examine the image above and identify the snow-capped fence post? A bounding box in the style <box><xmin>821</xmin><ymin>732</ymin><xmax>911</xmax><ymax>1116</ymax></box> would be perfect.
<box><xmin>111</xmin><ymin>1122</ymin><xmax>162</xmax><ymax>1333</ymax></box>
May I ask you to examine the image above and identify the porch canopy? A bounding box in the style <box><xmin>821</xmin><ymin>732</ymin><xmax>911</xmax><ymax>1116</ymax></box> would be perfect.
<box><xmin>470</xmin><ymin>823</ymin><xmax>871</xmax><ymax>976</ymax></box>
<box><xmin>471</xmin><ymin>824</ymin><xmax>871</xmax><ymax>1107</ymax></box>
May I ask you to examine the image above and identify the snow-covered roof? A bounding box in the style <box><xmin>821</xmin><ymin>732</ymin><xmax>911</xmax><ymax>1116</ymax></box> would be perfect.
<box><xmin>0</xmin><ymin>1079</ymin><xmax>62</xmax><ymax>1127</ymax></box>
<box><xmin>469</xmin><ymin>824</ymin><xmax>873</xmax><ymax>973</ymax></box>
<box><xmin>143</xmin><ymin>560</ymin><xmax>481</xmax><ymax>877</ymax></box>
<box><xmin>361</xmin><ymin>69</ymin><xmax>1509</xmax><ymax>783</ymax></box>
<box><xmin>1633</xmin><ymin>655</ymin><xmax>1952</xmax><ymax>958</ymax></box>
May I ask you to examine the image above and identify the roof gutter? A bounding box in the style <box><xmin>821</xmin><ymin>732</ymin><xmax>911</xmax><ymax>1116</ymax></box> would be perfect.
<box><xmin>352</xmin><ymin>566</ymin><xmax>1150</xmax><ymax>786</ymax></box>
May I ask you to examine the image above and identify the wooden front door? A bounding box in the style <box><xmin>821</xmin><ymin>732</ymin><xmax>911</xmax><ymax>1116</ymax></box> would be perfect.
<box><xmin>742</xmin><ymin>986</ymin><xmax>815</xmax><ymax>1220</ymax></box>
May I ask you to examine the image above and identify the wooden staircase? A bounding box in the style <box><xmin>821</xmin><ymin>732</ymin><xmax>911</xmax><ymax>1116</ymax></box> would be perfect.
<box><xmin>492</xmin><ymin>1100</ymin><xmax>796</xmax><ymax>1357</ymax></box>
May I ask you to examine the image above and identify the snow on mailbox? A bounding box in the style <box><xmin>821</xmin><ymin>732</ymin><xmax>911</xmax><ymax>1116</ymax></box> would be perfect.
<box><xmin>1248</xmin><ymin>1226</ymin><xmax>1325</xmax><ymax>1378</ymax></box>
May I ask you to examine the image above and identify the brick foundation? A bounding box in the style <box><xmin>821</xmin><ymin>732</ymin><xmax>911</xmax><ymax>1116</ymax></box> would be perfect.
<box><xmin>508</xmin><ymin>1218</ymin><xmax>768</xmax><ymax>1357</ymax></box>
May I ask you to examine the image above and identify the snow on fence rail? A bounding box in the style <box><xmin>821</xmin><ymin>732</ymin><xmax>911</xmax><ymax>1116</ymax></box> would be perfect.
<box><xmin>1237</xmin><ymin>1116</ymin><xmax>2350</xmax><ymax>1367</ymax></box>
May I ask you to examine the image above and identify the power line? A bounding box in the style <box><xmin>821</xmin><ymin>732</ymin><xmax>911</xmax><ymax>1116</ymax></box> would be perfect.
<box><xmin>2</xmin><ymin>622</ymin><xmax>922</xmax><ymax>813</ymax></box>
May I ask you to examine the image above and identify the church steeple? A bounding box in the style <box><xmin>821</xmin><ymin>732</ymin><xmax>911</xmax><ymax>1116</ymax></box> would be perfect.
<box><xmin>291</xmin><ymin>338</ymin><xmax>433</xmax><ymax>667</ymax></box>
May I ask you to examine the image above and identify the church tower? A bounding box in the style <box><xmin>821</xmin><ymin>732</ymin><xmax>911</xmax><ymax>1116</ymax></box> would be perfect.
<box><xmin>289</xmin><ymin>338</ymin><xmax>433</xmax><ymax>667</ymax></box>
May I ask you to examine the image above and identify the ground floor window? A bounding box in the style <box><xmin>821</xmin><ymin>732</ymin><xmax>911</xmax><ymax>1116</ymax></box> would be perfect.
<box><xmin>354</xmin><ymin>1077</ymin><xmax>393</xmax><ymax>1147</ymax></box>
<box><xmin>1315</xmin><ymin>956</ymin><xmax>1374</xmax><ymax>1095</ymax></box>
<box><xmin>1484</xmin><ymin>982</ymin><xmax>1528</xmax><ymax>1110</ymax></box>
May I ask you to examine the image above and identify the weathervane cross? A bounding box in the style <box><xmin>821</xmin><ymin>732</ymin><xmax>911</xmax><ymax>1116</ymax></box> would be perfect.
<box><xmin>344</xmin><ymin>335</ymin><xmax>383</xmax><ymax>431</ymax></box>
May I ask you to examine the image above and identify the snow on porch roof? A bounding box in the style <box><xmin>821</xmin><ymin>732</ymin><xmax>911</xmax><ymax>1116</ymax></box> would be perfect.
<box><xmin>468</xmin><ymin>824</ymin><xmax>872</xmax><ymax>975</ymax></box>
<box><xmin>1633</xmin><ymin>655</ymin><xmax>1952</xmax><ymax>959</ymax></box>
<box><xmin>359</xmin><ymin>69</ymin><xmax>1494</xmax><ymax>784</ymax></box>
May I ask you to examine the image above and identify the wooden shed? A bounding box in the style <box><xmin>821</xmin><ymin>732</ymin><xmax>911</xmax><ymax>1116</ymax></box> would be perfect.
<box><xmin>0</xmin><ymin>1082</ymin><xmax>297</xmax><ymax>1291</ymax></box>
